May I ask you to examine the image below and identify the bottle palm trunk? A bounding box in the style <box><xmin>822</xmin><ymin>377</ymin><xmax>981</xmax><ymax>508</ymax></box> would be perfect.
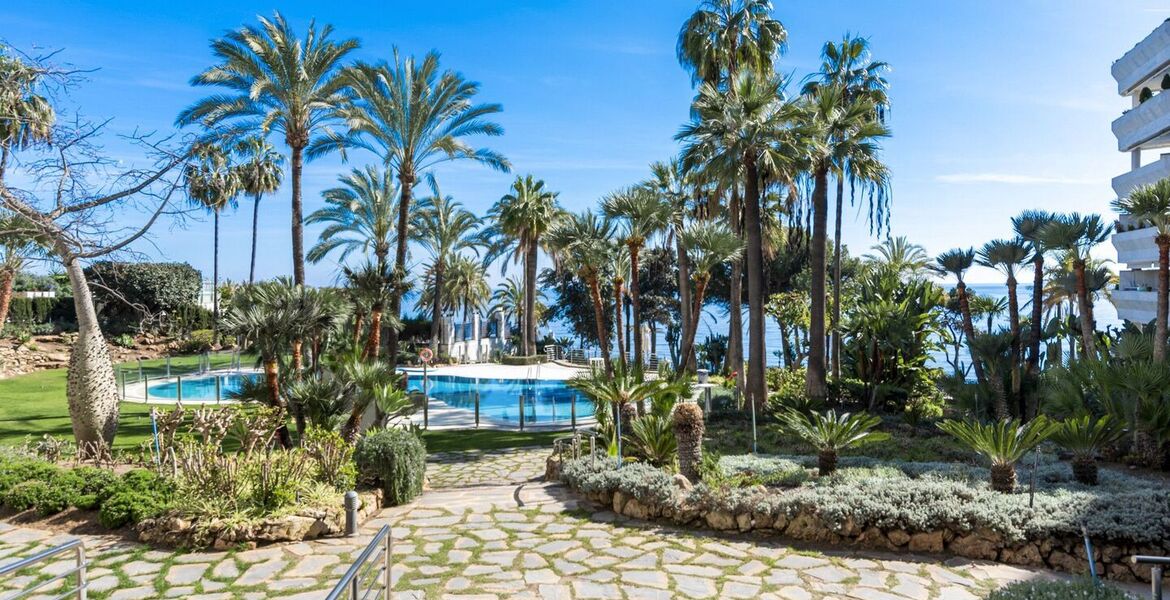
<box><xmin>263</xmin><ymin>357</ymin><xmax>293</xmax><ymax>448</ymax></box>
<box><xmin>62</xmin><ymin>256</ymin><xmax>119</xmax><ymax>449</ymax></box>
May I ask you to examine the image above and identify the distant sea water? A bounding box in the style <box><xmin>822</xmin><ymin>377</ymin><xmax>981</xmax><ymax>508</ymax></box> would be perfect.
<box><xmin>539</xmin><ymin>283</ymin><xmax>1123</xmax><ymax>369</ymax></box>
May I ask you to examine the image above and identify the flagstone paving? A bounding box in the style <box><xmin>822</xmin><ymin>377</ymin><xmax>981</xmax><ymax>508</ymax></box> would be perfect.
<box><xmin>426</xmin><ymin>446</ymin><xmax>550</xmax><ymax>488</ymax></box>
<box><xmin>0</xmin><ymin>457</ymin><xmax>1145</xmax><ymax>599</ymax></box>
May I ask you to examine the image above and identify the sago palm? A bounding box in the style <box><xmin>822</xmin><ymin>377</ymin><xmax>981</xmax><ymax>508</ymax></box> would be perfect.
<box><xmin>778</xmin><ymin>409</ymin><xmax>886</xmax><ymax>476</ymax></box>
<box><xmin>548</xmin><ymin>211</ymin><xmax>616</xmax><ymax>374</ymax></box>
<box><xmin>569</xmin><ymin>365</ymin><xmax>679</xmax><ymax>466</ymax></box>
<box><xmin>679</xmin><ymin>221</ymin><xmax>744</xmax><ymax>371</ymax></box>
<box><xmin>184</xmin><ymin>142</ymin><xmax>240</xmax><ymax>343</ymax></box>
<box><xmin>938</xmin><ymin>417</ymin><xmax>1057</xmax><ymax>493</ymax></box>
<box><xmin>603</xmin><ymin>186</ymin><xmax>672</xmax><ymax>371</ymax></box>
<box><xmin>322</xmin><ymin>50</ymin><xmax>509</xmax><ymax>368</ymax></box>
<box><xmin>1050</xmin><ymin>415</ymin><xmax>1123</xmax><ymax>485</ymax></box>
<box><xmin>178</xmin><ymin>12</ymin><xmax>358</xmax><ymax>285</ymax></box>
<box><xmin>1113</xmin><ymin>178</ymin><xmax>1170</xmax><ymax>361</ymax></box>
<box><xmin>232</xmin><ymin>136</ymin><xmax>283</xmax><ymax>284</ymax></box>
<box><xmin>484</xmin><ymin>175</ymin><xmax>562</xmax><ymax>356</ymax></box>
<box><xmin>413</xmin><ymin>174</ymin><xmax>481</xmax><ymax>352</ymax></box>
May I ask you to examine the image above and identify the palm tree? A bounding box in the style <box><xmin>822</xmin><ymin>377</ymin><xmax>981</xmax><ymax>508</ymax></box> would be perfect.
<box><xmin>307</xmin><ymin>166</ymin><xmax>397</xmax><ymax>271</ymax></box>
<box><xmin>678</xmin><ymin>71</ymin><xmax>799</xmax><ymax>406</ymax></box>
<box><xmin>321</xmin><ymin>50</ymin><xmax>509</xmax><ymax>370</ymax></box>
<box><xmin>569</xmin><ymin>365</ymin><xmax>678</xmax><ymax>466</ymax></box>
<box><xmin>1040</xmin><ymin>213</ymin><xmax>1112</xmax><ymax>359</ymax></box>
<box><xmin>677</xmin><ymin>0</ymin><xmax>787</xmax><ymax>88</ymax></box>
<box><xmin>232</xmin><ymin>136</ymin><xmax>283</xmax><ymax>284</ymax></box>
<box><xmin>645</xmin><ymin>158</ymin><xmax>696</xmax><ymax>370</ymax></box>
<box><xmin>1012</xmin><ymin>210</ymin><xmax>1055</xmax><ymax>374</ymax></box>
<box><xmin>802</xmin><ymin>83</ymin><xmax>890</xmax><ymax>400</ymax></box>
<box><xmin>1113</xmin><ymin>179</ymin><xmax>1170</xmax><ymax>360</ymax></box>
<box><xmin>488</xmin><ymin>277</ymin><xmax>543</xmax><ymax>350</ymax></box>
<box><xmin>184</xmin><ymin>142</ymin><xmax>240</xmax><ymax>344</ymax></box>
<box><xmin>938</xmin><ymin>417</ymin><xmax>1057</xmax><ymax>493</ymax></box>
<box><xmin>603</xmin><ymin>187</ymin><xmax>672</xmax><ymax>372</ymax></box>
<box><xmin>803</xmin><ymin>35</ymin><xmax>891</xmax><ymax>387</ymax></box>
<box><xmin>609</xmin><ymin>242</ymin><xmax>630</xmax><ymax>370</ymax></box>
<box><xmin>679</xmin><ymin>221</ymin><xmax>744</xmax><ymax>372</ymax></box>
<box><xmin>978</xmin><ymin>238</ymin><xmax>1030</xmax><ymax>406</ymax></box>
<box><xmin>484</xmin><ymin>175</ymin><xmax>562</xmax><ymax>356</ymax></box>
<box><xmin>0</xmin><ymin>216</ymin><xmax>41</xmax><ymax>329</ymax></box>
<box><xmin>413</xmin><ymin>174</ymin><xmax>481</xmax><ymax>353</ymax></box>
<box><xmin>443</xmin><ymin>254</ymin><xmax>490</xmax><ymax>326</ymax></box>
<box><xmin>933</xmin><ymin>248</ymin><xmax>986</xmax><ymax>388</ymax></box>
<box><xmin>865</xmin><ymin>236</ymin><xmax>928</xmax><ymax>279</ymax></box>
<box><xmin>548</xmin><ymin>211</ymin><xmax>616</xmax><ymax>374</ymax></box>
<box><xmin>341</xmin><ymin>261</ymin><xmax>395</xmax><ymax>360</ymax></box>
<box><xmin>779</xmin><ymin>409</ymin><xmax>885</xmax><ymax>476</ymax></box>
<box><xmin>177</xmin><ymin>12</ymin><xmax>358</xmax><ymax>285</ymax></box>
<box><xmin>1050</xmin><ymin>415</ymin><xmax>1124</xmax><ymax>485</ymax></box>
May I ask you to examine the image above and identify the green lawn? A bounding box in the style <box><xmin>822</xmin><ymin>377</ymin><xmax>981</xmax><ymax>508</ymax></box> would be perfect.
<box><xmin>419</xmin><ymin>429</ymin><xmax>565</xmax><ymax>453</ymax></box>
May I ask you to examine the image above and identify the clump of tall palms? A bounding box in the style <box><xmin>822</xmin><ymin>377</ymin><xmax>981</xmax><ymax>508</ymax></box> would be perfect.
<box><xmin>414</xmin><ymin>174</ymin><xmax>481</xmax><ymax>352</ymax></box>
<box><xmin>1038</xmin><ymin>213</ymin><xmax>1112</xmax><ymax>359</ymax></box>
<box><xmin>184</xmin><ymin>142</ymin><xmax>240</xmax><ymax>343</ymax></box>
<box><xmin>677</xmin><ymin>221</ymin><xmax>744</xmax><ymax>372</ymax></box>
<box><xmin>548</xmin><ymin>211</ymin><xmax>616</xmax><ymax>374</ymax></box>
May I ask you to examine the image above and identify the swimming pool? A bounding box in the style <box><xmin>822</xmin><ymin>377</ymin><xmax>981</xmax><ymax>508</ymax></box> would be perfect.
<box><xmin>146</xmin><ymin>373</ymin><xmax>256</xmax><ymax>402</ymax></box>
<box><xmin>405</xmin><ymin>374</ymin><xmax>594</xmax><ymax>425</ymax></box>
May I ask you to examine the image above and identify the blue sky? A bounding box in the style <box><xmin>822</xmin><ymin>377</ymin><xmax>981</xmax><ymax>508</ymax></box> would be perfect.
<box><xmin>3</xmin><ymin>0</ymin><xmax>1168</xmax><ymax>287</ymax></box>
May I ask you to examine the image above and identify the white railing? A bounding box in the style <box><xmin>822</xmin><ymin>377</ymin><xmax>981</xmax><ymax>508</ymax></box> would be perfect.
<box><xmin>0</xmin><ymin>538</ymin><xmax>88</xmax><ymax>600</ymax></box>
<box><xmin>325</xmin><ymin>525</ymin><xmax>392</xmax><ymax>600</ymax></box>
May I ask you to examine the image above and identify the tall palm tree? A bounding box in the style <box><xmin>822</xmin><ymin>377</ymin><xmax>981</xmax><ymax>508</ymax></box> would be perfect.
<box><xmin>548</xmin><ymin>211</ymin><xmax>616</xmax><ymax>374</ymax></box>
<box><xmin>645</xmin><ymin>158</ymin><xmax>696</xmax><ymax>369</ymax></box>
<box><xmin>484</xmin><ymin>175</ymin><xmax>562</xmax><ymax>356</ymax></box>
<box><xmin>803</xmin><ymin>35</ymin><xmax>891</xmax><ymax>387</ymax></box>
<box><xmin>978</xmin><ymin>238</ymin><xmax>1030</xmax><ymax>408</ymax></box>
<box><xmin>413</xmin><ymin>174</ymin><xmax>481</xmax><ymax>352</ymax></box>
<box><xmin>865</xmin><ymin>236</ymin><xmax>928</xmax><ymax>280</ymax></box>
<box><xmin>443</xmin><ymin>254</ymin><xmax>490</xmax><ymax>326</ymax></box>
<box><xmin>488</xmin><ymin>277</ymin><xmax>544</xmax><ymax>350</ymax></box>
<box><xmin>933</xmin><ymin>248</ymin><xmax>986</xmax><ymax>388</ymax></box>
<box><xmin>1012</xmin><ymin>209</ymin><xmax>1055</xmax><ymax>373</ymax></box>
<box><xmin>232</xmin><ymin>136</ymin><xmax>283</xmax><ymax>284</ymax></box>
<box><xmin>608</xmin><ymin>242</ymin><xmax>631</xmax><ymax>370</ymax></box>
<box><xmin>678</xmin><ymin>71</ymin><xmax>800</xmax><ymax>406</ymax></box>
<box><xmin>184</xmin><ymin>142</ymin><xmax>240</xmax><ymax>343</ymax></box>
<box><xmin>177</xmin><ymin>12</ymin><xmax>358</xmax><ymax>285</ymax></box>
<box><xmin>677</xmin><ymin>0</ymin><xmax>787</xmax><ymax>88</ymax></box>
<box><xmin>321</xmin><ymin>50</ymin><xmax>509</xmax><ymax>370</ymax></box>
<box><xmin>341</xmin><ymin>261</ymin><xmax>396</xmax><ymax>361</ymax></box>
<box><xmin>802</xmin><ymin>83</ymin><xmax>890</xmax><ymax>399</ymax></box>
<box><xmin>0</xmin><ymin>49</ymin><xmax>55</xmax><ymax>182</ymax></box>
<box><xmin>679</xmin><ymin>221</ymin><xmax>744</xmax><ymax>371</ymax></box>
<box><xmin>1113</xmin><ymin>179</ymin><xmax>1170</xmax><ymax>361</ymax></box>
<box><xmin>1040</xmin><ymin>213</ymin><xmax>1112</xmax><ymax>359</ymax></box>
<box><xmin>603</xmin><ymin>187</ymin><xmax>672</xmax><ymax>372</ymax></box>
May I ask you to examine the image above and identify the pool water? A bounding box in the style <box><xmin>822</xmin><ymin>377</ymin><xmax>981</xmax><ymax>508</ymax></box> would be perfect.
<box><xmin>405</xmin><ymin>375</ymin><xmax>594</xmax><ymax>425</ymax></box>
<box><xmin>148</xmin><ymin>373</ymin><xmax>255</xmax><ymax>401</ymax></box>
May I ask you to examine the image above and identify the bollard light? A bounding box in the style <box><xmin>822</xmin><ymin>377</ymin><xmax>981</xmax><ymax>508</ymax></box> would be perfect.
<box><xmin>343</xmin><ymin>490</ymin><xmax>360</xmax><ymax>536</ymax></box>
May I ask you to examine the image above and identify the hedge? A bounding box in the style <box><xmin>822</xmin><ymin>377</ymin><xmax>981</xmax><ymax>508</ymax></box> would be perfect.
<box><xmin>355</xmin><ymin>428</ymin><xmax>426</xmax><ymax>506</ymax></box>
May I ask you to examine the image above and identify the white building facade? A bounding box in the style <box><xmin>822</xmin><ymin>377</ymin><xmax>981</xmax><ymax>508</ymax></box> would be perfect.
<box><xmin>1110</xmin><ymin>20</ymin><xmax>1170</xmax><ymax>324</ymax></box>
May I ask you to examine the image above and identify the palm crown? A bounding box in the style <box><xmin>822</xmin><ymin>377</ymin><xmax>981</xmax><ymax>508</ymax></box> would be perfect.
<box><xmin>307</xmin><ymin>166</ymin><xmax>398</xmax><ymax>269</ymax></box>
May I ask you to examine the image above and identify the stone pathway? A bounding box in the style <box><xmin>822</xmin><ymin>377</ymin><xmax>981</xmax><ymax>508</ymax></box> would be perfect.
<box><xmin>426</xmin><ymin>446</ymin><xmax>550</xmax><ymax>488</ymax></box>
<box><xmin>2</xmin><ymin>480</ymin><xmax>1138</xmax><ymax>599</ymax></box>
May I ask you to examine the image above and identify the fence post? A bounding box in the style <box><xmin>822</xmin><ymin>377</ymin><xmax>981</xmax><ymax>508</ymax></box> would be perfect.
<box><xmin>165</xmin><ymin>356</ymin><xmax>171</xmax><ymax>377</ymax></box>
<box><xmin>136</xmin><ymin>358</ymin><xmax>144</xmax><ymax>382</ymax></box>
<box><xmin>571</xmin><ymin>393</ymin><xmax>577</xmax><ymax>431</ymax></box>
<box><xmin>423</xmin><ymin>393</ymin><xmax>429</xmax><ymax>430</ymax></box>
<box><xmin>143</xmin><ymin>375</ymin><xmax>150</xmax><ymax>402</ymax></box>
<box><xmin>215</xmin><ymin>376</ymin><xmax>222</xmax><ymax>405</ymax></box>
<box><xmin>119</xmin><ymin>368</ymin><xmax>126</xmax><ymax>400</ymax></box>
<box><xmin>76</xmin><ymin>542</ymin><xmax>87</xmax><ymax>600</ymax></box>
<box><xmin>175</xmin><ymin>376</ymin><xmax>182</xmax><ymax>404</ymax></box>
<box><xmin>474</xmin><ymin>391</ymin><xmax>480</xmax><ymax>429</ymax></box>
<box><xmin>518</xmin><ymin>394</ymin><xmax>524</xmax><ymax>431</ymax></box>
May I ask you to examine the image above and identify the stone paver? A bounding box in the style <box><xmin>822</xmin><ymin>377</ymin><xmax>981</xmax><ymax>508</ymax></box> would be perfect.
<box><xmin>426</xmin><ymin>446</ymin><xmax>549</xmax><ymax>488</ymax></box>
<box><xmin>0</xmin><ymin>449</ymin><xmax>1150</xmax><ymax>599</ymax></box>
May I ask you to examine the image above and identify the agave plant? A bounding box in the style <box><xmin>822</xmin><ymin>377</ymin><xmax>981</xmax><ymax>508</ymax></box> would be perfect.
<box><xmin>938</xmin><ymin>417</ymin><xmax>1058</xmax><ymax>492</ymax></box>
<box><xmin>1049</xmin><ymin>415</ymin><xmax>1123</xmax><ymax>485</ymax></box>
<box><xmin>778</xmin><ymin>410</ymin><xmax>887</xmax><ymax>476</ymax></box>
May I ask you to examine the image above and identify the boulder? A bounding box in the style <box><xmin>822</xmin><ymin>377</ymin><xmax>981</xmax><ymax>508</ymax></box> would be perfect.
<box><xmin>908</xmin><ymin>531</ymin><xmax>944</xmax><ymax>553</ymax></box>
<box><xmin>705</xmin><ymin>510</ymin><xmax>736</xmax><ymax>531</ymax></box>
<box><xmin>887</xmin><ymin>529</ymin><xmax>911</xmax><ymax>547</ymax></box>
<box><xmin>949</xmin><ymin>530</ymin><xmax>1000</xmax><ymax>560</ymax></box>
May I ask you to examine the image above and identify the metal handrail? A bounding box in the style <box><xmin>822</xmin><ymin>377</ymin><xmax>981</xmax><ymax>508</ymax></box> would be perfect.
<box><xmin>0</xmin><ymin>538</ymin><xmax>87</xmax><ymax>600</ymax></box>
<box><xmin>325</xmin><ymin>525</ymin><xmax>392</xmax><ymax>600</ymax></box>
<box><xmin>1133</xmin><ymin>555</ymin><xmax>1170</xmax><ymax>600</ymax></box>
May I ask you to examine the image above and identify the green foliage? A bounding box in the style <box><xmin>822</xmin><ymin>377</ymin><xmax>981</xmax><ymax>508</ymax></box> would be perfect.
<box><xmin>938</xmin><ymin>417</ymin><xmax>1057</xmax><ymax>468</ymax></box>
<box><xmin>84</xmin><ymin>261</ymin><xmax>202</xmax><ymax>333</ymax></box>
<box><xmin>903</xmin><ymin>380</ymin><xmax>946</xmax><ymax>428</ymax></box>
<box><xmin>111</xmin><ymin>333</ymin><xmax>136</xmax><ymax>348</ymax></box>
<box><xmin>0</xmin><ymin>457</ymin><xmax>59</xmax><ymax>495</ymax></box>
<box><xmin>303</xmin><ymin>427</ymin><xmax>357</xmax><ymax>491</ymax></box>
<box><xmin>2</xmin><ymin>480</ymin><xmax>55</xmax><ymax>512</ymax></box>
<box><xmin>765</xmin><ymin>368</ymin><xmax>823</xmax><ymax>415</ymax></box>
<box><xmin>69</xmin><ymin>467</ymin><xmax>123</xmax><ymax>510</ymax></box>
<box><xmin>628</xmin><ymin>412</ymin><xmax>677</xmax><ymax>468</ymax></box>
<box><xmin>1051</xmin><ymin>415</ymin><xmax>1124</xmax><ymax>458</ymax></box>
<box><xmin>98</xmin><ymin>489</ymin><xmax>171</xmax><ymax>529</ymax></box>
<box><xmin>778</xmin><ymin>410</ymin><xmax>886</xmax><ymax>457</ymax></box>
<box><xmin>500</xmin><ymin>354</ymin><xmax>547</xmax><ymax>366</ymax></box>
<box><xmin>355</xmin><ymin>428</ymin><xmax>427</xmax><ymax>506</ymax></box>
<box><xmin>177</xmin><ymin>329</ymin><xmax>215</xmax><ymax>354</ymax></box>
<box><xmin>987</xmin><ymin>580</ymin><xmax>1133</xmax><ymax>600</ymax></box>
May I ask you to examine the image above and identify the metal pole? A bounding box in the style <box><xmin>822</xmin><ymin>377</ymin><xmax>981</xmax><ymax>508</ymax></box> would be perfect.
<box><xmin>349</xmin><ymin>577</ymin><xmax>358</xmax><ymax>600</ymax></box>
<box><xmin>750</xmin><ymin>394</ymin><xmax>758</xmax><ymax>454</ymax></box>
<box><xmin>1153</xmin><ymin>566</ymin><xmax>1164</xmax><ymax>600</ymax></box>
<box><xmin>571</xmin><ymin>392</ymin><xmax>577</xmax><ymax>431</ymax></box>
<box><xmin>137</xmin><ymin>358</ymin><xmax>143</xmax><ymax>382</ymax></box>
<box><xmin>216</xmin><ymin>376</ymin><xmax>222</xmax><ymax>405</ymax></box>
<box><xmin>176</xmin><ymin>376</ymin><xmax>182</xmax><ymax>404</ymax></box>
<box><xmin>519</xmin><ymin>394</ymin><xmax>524</xmax><ymax>431</ymax></box>
<box><xmin>475</xmin><ymin>391</ymin><xmax>480</xmax><ymax>429</ymax></box>
<box><xmin>165</xmin><ymin>356</ymin><xmax>171</xmax><ymax>377</ymax></box>
<box><xmin>423</xmin><ymin>363</ymin><xmax>429</xmax><ymax>430</ymax></box>
<box><xmin>144</xmin><ymin>375</ymin><xmax>150</xmax><ymax>402</ymax></box>
<box><xmin>119</xmin><ymin>368</ymin><xmax>126</xmax><ymax>400</ymax></box>
<box><xmin>383</xmin><ymin>529</ymin><xmax>392</xmax><ymax>597</ymax></box>
<box><xmin>76</xmin><ymin>543</ymin><xmax>87</xmax><ymax>600</ymax></box>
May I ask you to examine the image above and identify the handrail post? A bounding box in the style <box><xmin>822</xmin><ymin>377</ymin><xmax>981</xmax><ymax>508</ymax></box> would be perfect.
<box><xmin>216</xmin><ymin>376</ymin><xmax>222</xmax><ymax>405</ymax></box>
<box><xmin>350</xmin><ymin>577</ymin><xmax>358</xmax><ymax>600</ymax></box>
<box><xmin>474</xmin><ymin>391</ymin><xmax>480</xmax><ymax>429</ymax></box>
<box><xmin>76</xmin><ymin>543</ymin><xmax>87</xmax><ymax>600</ymax></box>
<box><xmin>383</xmin><ymin>530</ymin><xmax>392</xmax><ymax>597</ymax></box>
<box><xmin>1154</xmin><ymin>565</ymin><xmax>1164</xmax><ymax>600</ymax></box>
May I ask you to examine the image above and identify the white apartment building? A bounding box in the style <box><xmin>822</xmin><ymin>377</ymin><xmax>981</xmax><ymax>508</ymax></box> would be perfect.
<box><xmin>1110</xmin><ymin>20</ymin><xmax>1170</xmax><ymax>324</ymax></box>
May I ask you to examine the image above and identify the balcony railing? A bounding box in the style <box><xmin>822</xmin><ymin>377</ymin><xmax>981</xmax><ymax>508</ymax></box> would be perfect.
<box><xmin>1113</xmin><ymin>19</ymin><xmax>1170</xmax><ymax>95</ymax></box>
<box><xmin>1114</xmin><ymin>86</ymin><xmax>1170</xmax><ymax>153</ymax></box>
<box><xmin>1114</xmin><ymin>153</ymin><xmax>1170</xmax><ymax>197</ymax></box>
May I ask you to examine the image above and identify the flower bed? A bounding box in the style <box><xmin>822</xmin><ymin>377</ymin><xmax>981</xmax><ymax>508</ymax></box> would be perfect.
<box><xmin>560</xmin><ymin>454</ymin><xmax>1170</xmax><ymax>582</ymax></box>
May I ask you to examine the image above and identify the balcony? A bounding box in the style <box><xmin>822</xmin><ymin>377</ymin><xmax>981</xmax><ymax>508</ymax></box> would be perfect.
<box><xmin>1113</xmin><ymin>86</ymin><xmax>1170</xmax><ymax>152</ymax></box>
<box><xmin>1113</xmin><ymin>19</ymin><xmax>1170</xmax><ymax>95</ymax></box>
<box><xmin>1113</xmin><ymin>153</ymin><xmax>1170</xmax><ymax>197</ymax></box>
<box><xmin>1113</xmin><ymin>226</ymin><xmax>1160</xmax><ymax>268</ymax></box>
<box><xmin>1111</xmin><ymin>289</ymin><xmax>1157</xmax><ymax>324</ymax></box>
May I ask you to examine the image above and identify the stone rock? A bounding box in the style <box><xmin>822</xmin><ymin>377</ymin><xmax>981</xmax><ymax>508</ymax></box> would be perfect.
<box><xmin>612</xmin><ymin>491</ymin><xmax>629</xmax><ymax>514</ymax></box>
<box><xmin>623</xmin><ymin>497</ymin><xmax>650</xmax><ymax>520</ymax></box>
<box><xmin>887</xmin><ymin>529</ymin><xmax>911</xmax><ymax>547</ymax></box>
<box><xmin>752</xmin><ymin>512</ymin><xmax>774</xmax><ymax>530</ymax></box>
<box><xmin>672</xmin><ymin>473</ymin><xmax>692</xmax><ymax>490</ymax></box>
<box><xmin>948</xmin><ymin>530</ymin><xmax>1000</xmax><ymax>560</ymax></box>
<box><xmin>705</xmin><ymin>510</ymin><xmax>736</xmax><ymax>531</ymax></box>
<box><xmin>908</xmin><ymin>530</ymin><xmax>944</xmax><ymax>553</ymax></box>
<box><xmin>1000</xmin><ymin>543</ymin><xmax>1043</xmax><ymax>567</ymax></box>
<box><xmin>735</xmin><ymin>512</ymin><xmax>752</xmax><ymax>532</ymax></box>
<box><xmin>545</xmin><ymin>455</ymin><xmax>563</xmax><ymax>481</ymax></box>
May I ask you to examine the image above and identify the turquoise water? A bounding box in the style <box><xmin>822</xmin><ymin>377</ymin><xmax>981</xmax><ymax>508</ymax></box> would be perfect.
<box><xmin>405</xmin><ymin>375</ymin><xmax>594</xmax><ymax>425</ymax></box>
<box><xmin>148</xmin><ymin>373</ymin><xmax>255</xmax><ymax>401</ymax></box>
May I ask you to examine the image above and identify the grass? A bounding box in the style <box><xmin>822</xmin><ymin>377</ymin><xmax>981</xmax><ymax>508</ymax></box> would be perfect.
<box><xmin>0</xmin><ymin>353</ymin><xmax>246</xmax><ymax>448</ymax></box>
<box><xmin>420</xmin><ymin>429</ymin><xmax>564</xmax><ymax>453</ymax></box>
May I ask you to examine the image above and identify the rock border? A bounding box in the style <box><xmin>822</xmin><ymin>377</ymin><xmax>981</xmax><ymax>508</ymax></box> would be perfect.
<box><xmin>136</xmin><ymin>489</ymin><xmax>381</xmax><ymax>550</ymax></box>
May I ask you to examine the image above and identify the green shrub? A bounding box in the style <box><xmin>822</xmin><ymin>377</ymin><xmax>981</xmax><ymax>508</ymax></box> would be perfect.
<box><xmin>355</xmin><ymin>428</ymin><xmax>426</xmax><ymax>506</ymax></box>
<box><xmin>177</xmin><ymin>329</ymin><xmax>215</xmax><ymax>354</ymax></box>
<box><xmin>303</xmin><ymin>428</ymin><xmax>357</xmax><ymax>491</ymax></box>
<box><xmin>111</xmin><ymin>333</ymin><xmax>136</xmax><ymax>348</ymax></box>
<box><xmin>0</xmin><ymin>458</ymin><xmax>59</xmax><ymax>496</ymax></box>
<box><xmin>987</xmin><ymin>580</ymin><xmax>1133</xmax><ymax>600</ymax></box>
<box><xmin>84</xmin><ymin>261</ymin><xmax>201</xmax><ymax>334</ymax></box>
<box><xmin>2</xmin><ymin>480</ymin><xmax>55</xmax><ymax>512</ymax></box>
<box><xmin>98</xmin><ymin>490</ymin><xmax>170</xmax><ymax>529</ymax></box>
<box><xmin>70</xmin><ymin>467</ymin><xmax>123</xmax><ymax>510</ymax></box>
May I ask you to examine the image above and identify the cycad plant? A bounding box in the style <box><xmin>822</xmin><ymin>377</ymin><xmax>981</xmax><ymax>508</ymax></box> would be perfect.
<box><xmin>778</xmin><ymin>409</ymin><xmax>886</xmax><ymax>476</ymax></box>
<box><xmin>1050</xmin><ymin>415</ymin><xmax>1123</xmax><ymax>485</ymax></box>
<box><xmin>628</xmin><ymin>413</ymin><xmax>677</xmax><ymax>468</ymax></box>
<box><xmin>938</xmin><ymin>417</ymin><xmax>1058</xmax><ymax>492</ymax></box>
<box><xmin>569</xmin><ymin>365</ymin><xmax>675</xmax><ymax>465</ymax></box>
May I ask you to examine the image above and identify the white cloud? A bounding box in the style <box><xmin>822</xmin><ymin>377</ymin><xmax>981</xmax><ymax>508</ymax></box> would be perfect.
<box><xmin>934</xmin><ymin>173</ymin><xmax>1103</xmax><ymax>185</ymax></box>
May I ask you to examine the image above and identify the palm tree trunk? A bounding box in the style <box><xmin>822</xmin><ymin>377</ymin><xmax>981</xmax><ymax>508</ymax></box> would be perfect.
<box><xmin>727</xmin><ymin>187</ymin><xmax>745</xmax><ymax>396</ymax></box>
<box><xmin>431</xmin><ymin>262</ymin><xmax>444</xmax><ymax>354</ymax></box>
<box><xmin>1156</xmin><ymin>238</ymin><xmax>1169</xmax><ymax>362</ymax></box>
<box><xmin>264</xmin><ymin>358</ymin><xmax>293</xmax><ymax>448</ymax></box>
<box><xmin>0</xmin><ymin>268</ymin><xmax>14</xmax><ymax>330</ymax></box>
<box><xmin>365</xmin><ymin>307</ymin><xmax>383</xmax><ymax>360</ymax></box>
<box><xmin>1006</xmin><ymin>274</ymin><xmax>1023</xmax><ymax>417</ymax></box>
<box><xmin>249</xmin><ymin>193</ymin><xmax>261</xmax><ymax>285</ymax></box>
<box><xmin>629</xmin><ymin>243</ymin><xmax>644</xmax><ymax>372</ymax></box>
<box><xmin>525</xmin><ymin>241</ymin><xmax>539</xmax><ymax>356</ymax></box>
<box><xmin>806</xmin><ymin>163</ymin><xmax>830</xmax><ymax>400</ymax></box>
<box><xmin>680</xmin><ymin>278</ymin><xmax>709</xmax><ymax>369</ymax></box>
<box><xmin>389</xmin><ymin>169</ymin><xmax>416</xmax><ymax>368</ymax></box>
<box><xmin>676</xmin><ymin>224</ymin><xmax>694</xmax><ymax>372</ymax></box>
<box><xmin>62</xmin><ymin>255</ymin><xmax>119</xmax><ymax>448</ymax></box>
<box><xmin>614</xmin><ymin>279</ymin><xmax>626</xmax><ymax>370</ymax></box>
<box><xmin>587</xmin><ymin>276</ymin><xmax>612</xmax><ymax>375</ymax></box>
<box><xmin>352</xmin><ymin>311</ymin><xmax>365</xmax><ymax>350</ymax></box>
<box><xmin>831</xmin><ymin>174</ymin><xmax>845</xmax><ymax>387</ymax></box>
<box><xmin>778</xmin><ymin>321</ymin><xmax>793</xmax><ymax>369</ymax></box>
<box><xmin>1073</xmin><ymin>259</ymin><xmax>1096</xmax><ymax>358</ymax></box>
<box><xmin>290</xmin><ymin>145</ymin><xmax>305</xmax><ymax>286</ymax></box>
<box><xmin>743</xmin><ymin>156</ymin><xmax>768</xmax><ymax>408</ymax></box>
<box><xmin>958</xmin><ymin>282</ymin><xmax>987</xmax><ymax>387</ymax></box>
<box><xmin>289</xmin><ymin>338</ymin><xmax>306</xmax><ymax>435</ymax></box>
<box><xmin>212</xmin><ymin>211</ymin><xmax>220</xmax><ymax>346</ymax></box>
<box><xmin>1026</xmin><ymin>256</ymin><xmax>1044</xmax><ymax>374</ymax></box>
